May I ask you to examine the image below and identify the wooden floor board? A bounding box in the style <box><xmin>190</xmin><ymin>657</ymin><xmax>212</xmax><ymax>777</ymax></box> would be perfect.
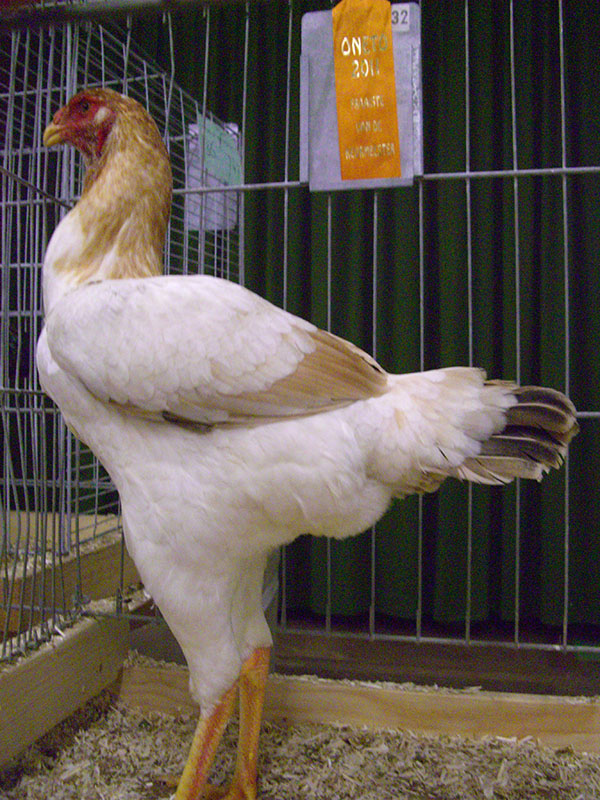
<box><xmin>273</xmin><ymin>630</ymin><xmax>600</xmax><ymax>696</ymax></box>
<box><xmin>0</xmin><ymin>615</ymin><xmax>129</xmax><ymax>768</ymax></box>
<box><xmin>116</xmin><ymin>661</ymin><xmax>600</xmax><ymax>754</ymax></box>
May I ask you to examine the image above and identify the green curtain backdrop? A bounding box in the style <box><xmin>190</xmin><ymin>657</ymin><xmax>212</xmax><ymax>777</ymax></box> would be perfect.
<box><xmin>132</xmin><ymin>1</ymin><xmax>600</xmax><ymax>633</ymax></box>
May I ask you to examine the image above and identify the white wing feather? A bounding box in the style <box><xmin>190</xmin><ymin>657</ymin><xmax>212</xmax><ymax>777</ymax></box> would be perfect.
<box><xmin>44</xmin><ymin>274</ymin><xmax>387</xmax><ymax>426</ymax></box>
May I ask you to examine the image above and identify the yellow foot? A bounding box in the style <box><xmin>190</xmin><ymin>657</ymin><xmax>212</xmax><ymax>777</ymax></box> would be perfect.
<box><xmin>157</xmin><ymin>771</ymin><xmax>256</xmax><ymax>798</ymax></box>
<box><xmin>203</xmin><ymin>780</ymin><xmax>257</xmax><ymax>800</ymax></box>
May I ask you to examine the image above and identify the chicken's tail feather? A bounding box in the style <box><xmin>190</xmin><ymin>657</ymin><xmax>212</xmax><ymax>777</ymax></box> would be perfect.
<box><xmin>452</xmin><ymin>384</ymin><xmax>578</xmax><ymax>485</ymax></box>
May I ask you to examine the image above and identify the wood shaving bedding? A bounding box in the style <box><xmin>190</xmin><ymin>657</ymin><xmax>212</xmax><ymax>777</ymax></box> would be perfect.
<box><xmin>2</xmin><ymin>688</ymin><xmax>599</xmax><ymax>800</ymax></box>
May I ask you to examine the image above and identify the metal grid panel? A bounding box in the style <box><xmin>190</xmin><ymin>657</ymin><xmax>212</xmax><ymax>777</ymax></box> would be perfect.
<box><xmin>1</xmin><ymin>0</ymin><xmax>598</xmax><ymax>668</ymax></box>
<box><xmin>272</xmin><ymin>0</ymin><xmax>599</xmax><ymax>657</ymax></box>
<box><xmin>0</xmin><ymin>12</ymin><xmax>242</xmax><ymax>659</ymax></box>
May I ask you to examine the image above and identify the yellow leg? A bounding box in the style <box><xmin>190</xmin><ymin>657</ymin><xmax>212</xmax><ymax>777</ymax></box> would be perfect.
<box><xmin>175</xmin><ymin>681</ymin><xmax>238</xmax><ymax>800</ymax></box>
<box><xmin>227</xmin><ymin>646</ymin><xmax>270</xmax><ymax>800</ymax></box>
<box><xmin>174</xmin><ymin>646</ymin><xmax>270</xmax><ymax>800</ymax></box>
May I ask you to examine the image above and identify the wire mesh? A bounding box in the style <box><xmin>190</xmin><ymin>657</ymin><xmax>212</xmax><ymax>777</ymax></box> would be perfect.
<box><xmin>0</xmin><ymin>11</ymin><xmax>242</xmax><ymax>661</ymax></box>
<box><xmin>1</xmin><ymin>0</ymin><xmax>599</xmax><ymax>671</ymax></box>
<box><xmin>276</xmin><ymin>0</ymin><xmax>600</xmax><ymax>658</ymax></box>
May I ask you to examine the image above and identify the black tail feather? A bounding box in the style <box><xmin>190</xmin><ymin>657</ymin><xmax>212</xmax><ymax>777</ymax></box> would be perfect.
<box><xmin>458</xmin><ymin>383</ymin><xmax>578</xmax><ymax>485</ymax></box>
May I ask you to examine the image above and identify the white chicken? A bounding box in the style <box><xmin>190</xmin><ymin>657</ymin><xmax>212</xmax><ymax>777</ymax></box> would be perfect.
<box><xmin>38</xmin><ymin>88</ymin><xmax>577</xmax><ymax>800</ymax></box>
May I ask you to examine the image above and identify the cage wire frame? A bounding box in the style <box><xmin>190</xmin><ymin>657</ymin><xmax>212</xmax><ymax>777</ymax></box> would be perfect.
<box><xmin>1</xmin><ymin>0</ymin><xmax>599</xmax><ymax>671</ymax></box>
<box><xmin>0</xmin><ymin>9</ymin><xmax>243</xmax><ymax>661</ymax></box>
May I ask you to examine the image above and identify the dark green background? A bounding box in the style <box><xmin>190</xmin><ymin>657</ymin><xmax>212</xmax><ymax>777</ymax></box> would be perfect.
<box><xmin>131</xmin><ymin>2</ymin><xmax>599</xmax><ymax>633</ymax></box>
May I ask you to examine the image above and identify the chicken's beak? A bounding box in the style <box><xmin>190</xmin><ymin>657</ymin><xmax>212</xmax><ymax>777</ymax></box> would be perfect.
<box><xmin>43</xmin><ymin>121</ymin><xmax>65</xmax><ymax>148</ymax></box>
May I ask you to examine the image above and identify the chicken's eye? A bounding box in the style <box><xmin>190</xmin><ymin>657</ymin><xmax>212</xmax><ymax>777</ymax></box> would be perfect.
<box><xmin>79</xmin><ymin>100</ymin><xmax>90</xmax><ymax>114</ymax></box>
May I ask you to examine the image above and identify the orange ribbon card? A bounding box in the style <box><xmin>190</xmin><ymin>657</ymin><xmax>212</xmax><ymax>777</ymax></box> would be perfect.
<box><xmin>332</xmin><ymin>0</ymin><xmax>402</xmax><ymax>181</ymax></box>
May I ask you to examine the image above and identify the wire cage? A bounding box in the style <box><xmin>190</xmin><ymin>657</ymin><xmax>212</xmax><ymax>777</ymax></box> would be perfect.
<box><xmin>2</xmin><ymin>0</ymin><xmax>600</xmax><ymax>693</ymax></box>
<box><xmin>1</xmin><ymin>0</ymin><xmax>600</xmax><ymax>783</ymax></box>
<box><xmin>0</xmin><ymin>12</ymin><xmax>243</xmax><ymax>661</ymax></box>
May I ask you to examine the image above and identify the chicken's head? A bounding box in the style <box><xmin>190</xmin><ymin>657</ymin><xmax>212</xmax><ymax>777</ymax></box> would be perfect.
<box><xmin>43</xmin><ymin>88</ymin><xmax>124</xmax><ymax>163</ymax></box>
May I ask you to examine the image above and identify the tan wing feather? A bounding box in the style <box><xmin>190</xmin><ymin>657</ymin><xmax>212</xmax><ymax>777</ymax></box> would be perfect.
<box><xmin>114</xmin><ymin>326</ymin><xmax>389</xmax><ymax>428</ymax></box>
<box><xmin>230</xmin><ymin>329</ymin><xmax>388</xmax><ymax>412</ymax></box>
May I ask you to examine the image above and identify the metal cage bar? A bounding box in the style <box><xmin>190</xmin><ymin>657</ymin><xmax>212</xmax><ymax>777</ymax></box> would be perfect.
<box><xmin>0</xmin><ymin>12</ymin><xmax>244</xmax><ymax>661</ymax></box>
<box><xmin>2</xmin><ymin>1</ymin><xmax>599</xmax><ymax>668</ymax></box>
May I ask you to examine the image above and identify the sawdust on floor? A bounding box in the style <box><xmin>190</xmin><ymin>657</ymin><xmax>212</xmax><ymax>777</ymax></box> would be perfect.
<box><xmin>1</xmin><ymin>680</ymin><xmax>599</xmax><ymax>800</ymax></box>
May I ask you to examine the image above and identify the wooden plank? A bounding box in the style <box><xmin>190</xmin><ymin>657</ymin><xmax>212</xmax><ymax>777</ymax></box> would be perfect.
<box><xmin>116</xmin><ymin>663</ymin><xmax>600</xmax><ymax>754</ymax></box>
<box><xmin>273</xmin><ymin>630</ymin><xmax>600</xmax><ymax>697</ymax></box>
<box><xmin>5</xmin><ymin>511</ymin><xmax>118</xmax><ymax>548</ymax></box>
<box><xmin>264</xmin><ymin>676</ymin><xmax>600</xmax><ymax>754</ymax></box>
<box><xmin>0</xmin><ymin>615</ymin><xmax>129</xmax><ymax>768</ymax></box>
<box><xmin>1</xmin><ymin>526</ymin><xmax>141</xmax><ymax>636</ymax></box>
<box><xmin>118</xmin><ymin>662</ymin><xmax>198</xmax><ymax>716</ymax></box>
